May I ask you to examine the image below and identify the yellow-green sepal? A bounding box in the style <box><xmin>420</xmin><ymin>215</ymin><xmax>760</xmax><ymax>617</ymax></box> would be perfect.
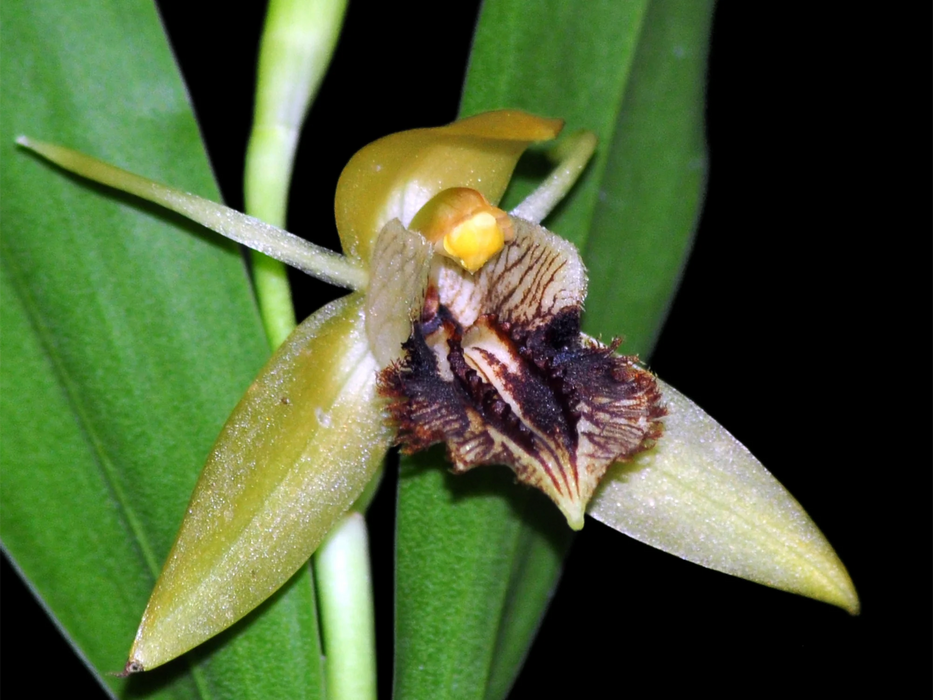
<box><xmin>334</xmin><ymin>110</ymin><xmax>563</xmax><ymax>264</ymax></box>
<box><xmin>588</xmin><ymin>380</ymin><xmax>859</xmax><ymax>614</ymax></box>
<box><xmin>128</xmin><ymin>293</ymin><xmax>392</xmax><ymax>671</ymax></box>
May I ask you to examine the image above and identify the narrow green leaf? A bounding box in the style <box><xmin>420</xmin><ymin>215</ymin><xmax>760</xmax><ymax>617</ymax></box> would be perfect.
<box><xmin>461</xmin><ymin>0</ymin><xmax>649</xmax><ymax>245</ymax></box>
<box><xmin>395</xmin><ymin>462</ymin><xmax>570</xmax><ymax>700</ymax></box>
<box><xmin>1</xmin><ymin>1</ymin><xmax>323</xmax><ymax>697</ymax></box>
<box><xmin>395</xmin><ymin>1</ymin><xmax>714</xmax><ymax>698</ymax></box>
<box><xmin>581</xmin><ymin>1</ymin><xmax>713</xmax><ymax>354</ymax></box>
<box><xmin>462</xmin><ymin>0</ymin><xmax>713</xmax><ymax>353</ymax></box>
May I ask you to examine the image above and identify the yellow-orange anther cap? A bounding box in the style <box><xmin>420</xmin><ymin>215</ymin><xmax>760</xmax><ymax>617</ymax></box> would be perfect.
<box><xmin>409</xmin><ymin>187</ymin><xmax>513</xmax><ymax>272</ymax></box>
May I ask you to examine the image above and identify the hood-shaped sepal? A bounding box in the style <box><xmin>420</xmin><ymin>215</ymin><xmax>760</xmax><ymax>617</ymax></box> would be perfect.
<box><xmin>334</xmin><ymin>110</ymin><xmax>563</xmax><ymax>264</ymax></box>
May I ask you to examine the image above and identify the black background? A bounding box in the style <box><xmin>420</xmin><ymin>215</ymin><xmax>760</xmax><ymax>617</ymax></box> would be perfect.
<box><xmin>4</xmin><ymin>2</ymin><xmax>929</xmax><ymax>697</ymax></box>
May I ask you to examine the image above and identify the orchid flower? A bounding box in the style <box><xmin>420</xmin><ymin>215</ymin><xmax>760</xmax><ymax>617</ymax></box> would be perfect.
<box><xmin>18</xmin><ymin>109</ymin><xmax>858</xmax><ymax>675</ymax></box>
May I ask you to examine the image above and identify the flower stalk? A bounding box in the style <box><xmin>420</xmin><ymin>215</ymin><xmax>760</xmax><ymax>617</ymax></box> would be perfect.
<box><xmin>243</xmin><ymin>3</ymin><xmax>374</xmax><ymax>697</ymax></box>
<box><xmin>313</xmin><ymin>513</ymin><xmax>377</xmax><ymax>700</ymax></box>
<box><xmin>245</xmin><ymin>0</ymin><xmax>349</xmax><ymax>349</ymax></box>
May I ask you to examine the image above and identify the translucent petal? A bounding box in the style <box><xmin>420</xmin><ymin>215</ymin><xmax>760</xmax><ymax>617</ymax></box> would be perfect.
<box><xmin>365</xmin><ymin>219</ymin><xmax>433</xmax><ymax>368</ymax></box>
<box><xmin>334</xmin><ymin>110</ymin><xmax>562</xmax><ymax>264</ymax></box>
<box><xmin>128</xmin><ymin>293</ymin><xmax>393</xmax><ymax>671</ymax></box>
<box><xmin>588</xmin><ymin>380</ymin><xmax>859</xmax><ymax>614</ymax></box>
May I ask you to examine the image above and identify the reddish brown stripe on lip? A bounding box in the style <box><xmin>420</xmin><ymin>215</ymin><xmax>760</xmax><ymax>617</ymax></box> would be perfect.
<box><xmin>378</xmin><ymin>216</ymin><xmax>664</xmax><ymax>526</ymax></box>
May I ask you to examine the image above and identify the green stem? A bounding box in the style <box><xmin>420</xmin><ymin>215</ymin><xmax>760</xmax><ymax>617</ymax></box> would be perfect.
<box><xmin>313</xmin><ymin>513</ymin><xmax>378</xmax><ymax>700</ymax></box>
<box><xmin>245</xmin><ymin>2</ymin><xmax>378</xmax><ymax>699</ymax></box>
<box><xmin>250</xmin><ymin>251</ymin><xmax>297</xmax><ymax>350</ymax></box>
<box><xmin>245</xmin><ymin>0</ymin><xmax>350</xmax><ymax>348</ymax></box>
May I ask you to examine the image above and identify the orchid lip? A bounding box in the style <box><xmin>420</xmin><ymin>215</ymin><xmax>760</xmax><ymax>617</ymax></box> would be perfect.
<box><xmin>378</xmin><ymin>216</ymin><xmax>665</xmax><ymax>529</ymax></box>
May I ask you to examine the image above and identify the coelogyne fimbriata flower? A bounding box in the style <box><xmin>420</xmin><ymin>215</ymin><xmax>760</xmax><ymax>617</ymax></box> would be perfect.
<box><xmin>18</xmin><ymin>110</ymin><xmax>858</xmax><ymax>673</ymax></box>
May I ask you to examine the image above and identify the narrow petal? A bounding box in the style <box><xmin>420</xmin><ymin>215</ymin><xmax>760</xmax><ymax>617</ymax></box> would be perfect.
<box><xmin>128</xmin><ymin>294</ymin><xmax>393</xmax><ymax>671</ymax></box>
<box><xmin>17</xmin><ymin>136</ymin><xmax>367</xmax><ymax>290</ymax></box>
<box><xmin>588</xmin><ymin>380</ymin><xmax>859</xmax><ymax>614</ymax></box>
<box><xmin>334</xmin><ymin>110</ymin><xmax>562</xmax><ymax>264</ymax></box>
<box><xmin>510</xmin><ymin>130</ymin><xmax>598</xmax><ymax>224</ymax></box>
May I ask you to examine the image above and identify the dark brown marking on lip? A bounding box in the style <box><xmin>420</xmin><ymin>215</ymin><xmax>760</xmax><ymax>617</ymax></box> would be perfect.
<box><xmin>464</xmin><ymin>315</ymin><xmax>578</xmax><ymax>492</ymax></box>
<box><xmin>379</xmin><ymin>219</ymin><xmax>666</xmax><ymax>521</ymax></box>
<box><xmin>447</xmin><ymin>328</ymin><xmax>533</xmax><ymax>449</ymax></box>
<box><xmin>444</xmin><ymin>316</ymin><xmax>568</xmax><ymax>497</ymax></box>
<box><xmin>379</xmin><ymin>294</ymin><xmax>666</xmax><ymax>517</ymax></box>
<box><xmin>494</xmin><ymin>236</ymin><xmax>569</xmax><ymax>325</ymax></box>
<box><xmin>421</xmin><ymin>284</ymin><xmax>440</xmax><ymax>323</ymax></box>
<box><xmin>379</xmin><ymin>319</ymin><xmax>469</xmax><ymax>455</ymax></box>
<box><xmin>380</xmin><ymin>308</ymin><xmax>569</xmax><ymax>497</ymax></box>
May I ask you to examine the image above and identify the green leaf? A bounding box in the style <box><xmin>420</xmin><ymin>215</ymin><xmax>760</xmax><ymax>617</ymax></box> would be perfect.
<box><xmin>394</xmin><ymin>1</ymin><xmax>714</xmax><ymax>697</ymax></box>
<box><xmin>395</xmin><ymin>461</ymin><xmax>571</xmax><ymax>700</ymax></box>
<box><xmin>463</xmin><ymin>0</ymin><xmax>713</xmax><ymax>354</ymax></box>
<box><xmin>0</xmin><ymin>1</ymin><xmax>324</xmax><ymax>697</ymax></box>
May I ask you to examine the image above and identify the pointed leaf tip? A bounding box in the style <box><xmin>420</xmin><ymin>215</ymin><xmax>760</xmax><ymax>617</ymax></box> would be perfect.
<box><xmin>588</xmin><ymin>380</ymin><xmax>859</xmax><ymax>615</ymax></box>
